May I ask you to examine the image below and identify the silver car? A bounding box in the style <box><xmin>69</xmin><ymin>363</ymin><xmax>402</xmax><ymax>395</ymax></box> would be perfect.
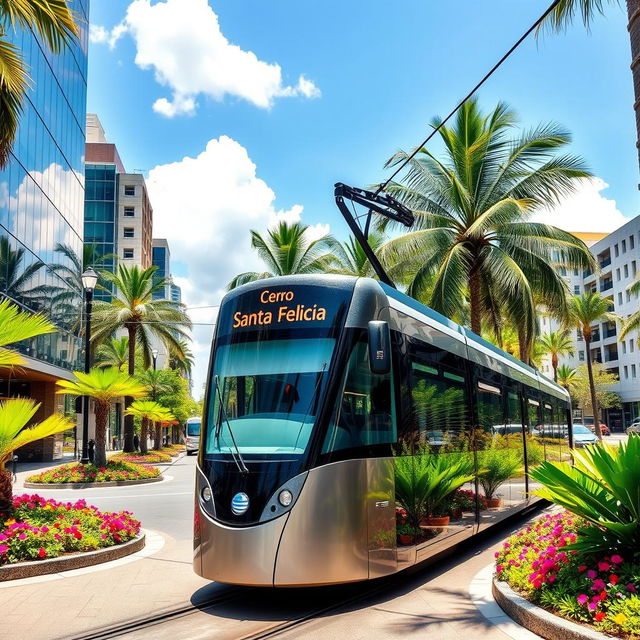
<box><xmin>570</xmin><ymin>424</ymin><xmax>599</xmax><ymax>447</ymax></box>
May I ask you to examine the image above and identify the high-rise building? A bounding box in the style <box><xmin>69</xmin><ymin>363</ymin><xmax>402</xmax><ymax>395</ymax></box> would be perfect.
<box><xmin>84</xmin><ymin>114</ymin><xmax>153</xmax><ymax>296</ymax></box>
<box><xmin>541</xmin><ymin>220</ymin><xmax>640</xmax><ymax>431</ymax></box>
<box><xmin>152</xmin><ymin>238</ymin><xmax>181</xmax><ymax>301</ymax></box>
<box><xmin>0</xmin><ymin>1</ymin><xmax>89</xmax><ymax>460</ymax></box>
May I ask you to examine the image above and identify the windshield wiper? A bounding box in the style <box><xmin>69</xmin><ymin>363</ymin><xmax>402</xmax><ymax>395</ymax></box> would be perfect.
<box><xmin>213</xmin><ymin>375</ymin><xmax>249</xmax><ymax>474</ymax></box>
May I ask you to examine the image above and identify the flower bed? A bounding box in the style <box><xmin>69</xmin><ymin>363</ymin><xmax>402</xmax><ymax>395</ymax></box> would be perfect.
<box><xmin>160</xmin><ymin>447</ymin><xmax>181</xmax><ymax>456</ymax></box>
<box><xmin>495</xmin><ymin>511</ymin><xmax>640</xmax><ymax>637</ymax></box>
<box><xmin>0</xmin><ymin>494</ymin><xmax>140</xmax><ymax>565</ymax></box>
<box><xmin>111</xmin><ymin>452</ymin><xmax>172</xmax><ymax>464</ymax></box>
<box><xmin>26</xmin><ymin>460</ymin><xmax>160</xmax><ymax>484</ymax></box>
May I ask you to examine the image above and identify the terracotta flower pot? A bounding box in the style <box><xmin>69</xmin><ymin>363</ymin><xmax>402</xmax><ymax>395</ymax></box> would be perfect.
<box><xmin>422</xmin><ymin>515</ymin><xmax>450</xmax><ymax>527</ymax></box>
<box><xmin>398</xmin><ymin>534</ymin><xmax>414</xmax><ymax>545</ymax></box>
<box><xmin>486</xmin><ymin>497</ymin><xmax>502</xmax><ymax>509</ymax></box>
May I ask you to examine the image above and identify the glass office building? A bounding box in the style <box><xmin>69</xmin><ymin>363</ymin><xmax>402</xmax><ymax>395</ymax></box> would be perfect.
<box><xmin>152</xmin><ymin>241</ymin><xmax>169</xmax><ymax>299</ymax></box>
<box><xmin>0</xmin><ymin>1</ymin><xmax>89</xmax><ymax>458</ymax></box>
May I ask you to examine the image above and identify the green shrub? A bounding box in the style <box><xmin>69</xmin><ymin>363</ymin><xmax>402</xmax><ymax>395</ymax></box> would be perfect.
<box><xmin>26</xmin><ymin>460</ymin><xmax>160</xmax><ymax>484</ymax></box>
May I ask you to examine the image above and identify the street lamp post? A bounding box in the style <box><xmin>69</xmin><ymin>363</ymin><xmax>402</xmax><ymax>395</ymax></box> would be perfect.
<box><xmin>80</xmin><ymin>267</ymin><xmax>98</xmax><ymax>464</ymax></box>
<box><xmin>152</xmin><ymin>348</ymin><xmax>158</xmax><ymax>371</ymax></box>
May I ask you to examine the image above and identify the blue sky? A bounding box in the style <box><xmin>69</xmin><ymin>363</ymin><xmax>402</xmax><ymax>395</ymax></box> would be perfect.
<box><xmin>87</xmin><ymin>0</ymin><xmax>639</xmax><ymax>394</ymax></box>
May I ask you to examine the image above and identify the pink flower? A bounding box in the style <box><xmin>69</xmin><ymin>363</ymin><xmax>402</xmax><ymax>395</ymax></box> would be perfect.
<box><xmin>577</xmin><ymin>594</ymin><xmax>588</xmax><ymax>605</ymax></box>
<box><xmin>578</xmin><ymin>565</ymin><xmax>587</xmax><ymax>572</ymax></box>
<box><xmin>496</xmin><ymin>565</ymin><xmax>504</xmax><ymax>574</ymax></box>
<box><xmin>0</xmin><ymin>544</ymin><xmax>8</xmax><ymax>554</ymax></box>
<box><xmin>598</xmin><ymin>561</ymin><xmax>611</xmax><ymax>572</ymax></box>
<box><xmin>611</xmin><ymin>554</ymin><xmax>623</xmax><ymax>564</ymax></box>
<box><xmin>588</xmin><ymin>602</ymin><xmax>598</xmax><ymax>611</ymax></box>
<box><xmin>38</xmin><ymin>548</ymin><xmax>47</xmax><ymax>558</ymax></box>
<box><xmin>587</xmin><ymin>570</ymin><xmax>597</xmax><ymax>579</ymax></box>
<box><xmin>627</xmin><ymin>584</ymin><xmax>636</xmax><ymax>593</ymax></box>
<box><xmin>591</xmin><ymin>579</ymin><xmax>606</xmax><ymax>591</ymax></box>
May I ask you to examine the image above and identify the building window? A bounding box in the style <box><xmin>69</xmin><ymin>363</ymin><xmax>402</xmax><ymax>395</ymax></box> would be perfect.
<box><xmin>624</xmin><ymin>264</ymin><xmax>629</xmax><ymax>279</ymax></box>
<box><xmin>623</xmin><ymin>341</ymin><xmax>627</xmax><ymax>354</ymax></box>
<box><xmin>615</xmin><ymin>244</ymin><xmax>619</xmax><ymax>257</ymax></box>
<box><xmin>576</xmin><ymin>329</ymin><xmax>583</xmax><ymax>341</ymax></box>
<box><xmin>579</xmin><ymin>351</ymin><xmax>585</xmax><ymax>361</ymax></box>
<box><xmin>616</xmin><ymin>268</ymin><xmax>621</xmax><ymax>281</ymax></box>
<box><xmin>123</xmin><ymin>228</ymin><xmax>134</xmax><ymax>238</ymax></box>
<box><xmin>631</xmin><ymin>339</ymin><xmax>635</xmax><ymax>353</ymax></box>
<box><xmin>627</xmin><ymin>290</ymin><xmax>632</xmax><ymax>303</ymax></box>
<box><xmin>124</xmin><ymin>185</ymin><xmax>135</xmax><ymax>196</ymax></box>
<box><xmin>573</xmin><ymin>268</ymin><xmax>579</xmax><ymax>276</ymax></box>
<box><xmin>123</xmin><ymin>248</ymin><xmax>134</xmax><ymax>259</ymax></box>
<box><xmin>622</xmin><ymin>239</ymin><xmax>627</xmax><ymax>253</ymax></box>
<box><xmin>632</xmin><ymin>364</ymin><xmax>637</xmax><ymax>378</ymax></box>
<box><xmin>618</xmin><ymin>292</ymin><xmax>623</xmax><ymax>306</ymax></box>
<box><xmin>624</xmin><ymin>366</ymin><xmax>629</xmax><ymax>378</ymax></box>
<box><xmin>573</xmin><ymin>284</ymin><xmax>580</xmax><ymax>294</ymax></box>
<box><xmin>631</xmin><ymin>235</ymin><xmax>635</xmax><ymax>250</ymax></box>
<box><xmin>60</xmin><ymin>350</ymin><xmax>67</xmax><ymax>360</ymax></box>
<box><xmin>633</xmin><ymin>261</ymin><xmax>637</xmax><ymax>277</ymax></box>
<box><xmin>124</xmin><ymin>207</ymin><xmax>135</xmax><ymax>217</ymax></box>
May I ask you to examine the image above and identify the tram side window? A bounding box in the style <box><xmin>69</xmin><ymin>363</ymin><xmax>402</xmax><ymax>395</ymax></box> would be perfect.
<box><xmin>507</xmin><ymin>391</ymin><xmax>522</xmax><ymax>430</ymax></box>
<box><xmin>527</xmin><ymin>398</ymin><xmax>541</xmax><ymax>431</ymax></box>
<box><xmin>410</xmin><ymin>362</ymin><xmax>467</xmax><ymax>447</ymax></box>
<box><xmin>476</xmin><ymin>381</ymin><xmax>504</xmax><ymax>434</ymax></box>
<box><xmin>322</xmin><ymin>341</ymin><xmax>396</xmax><ymax>454</ymax></box>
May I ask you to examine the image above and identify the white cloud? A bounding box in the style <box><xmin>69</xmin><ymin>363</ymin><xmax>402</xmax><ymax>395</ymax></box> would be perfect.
<box><xmin>531</xmin><ymin>177</ymin><xmax>630</xmax><ymax>233</ymax></box>
<box><xmin>89</xmin><ymin>22</ymin><xmax>127</xmax><ymax>49</ymax></box>
<box><xmin>92</xmin><ymin>0</ymin><xmax>320</xmax><ymax>116</ymax></box>
<box><xmin>147</xmin><ymin>136</ymin><xmax>319</xmax><ymax>395</ymax></box>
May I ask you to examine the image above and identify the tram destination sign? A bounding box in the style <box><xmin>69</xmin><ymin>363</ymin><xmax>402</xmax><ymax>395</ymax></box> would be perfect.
<box><xmin>218</xmin><ymin>284</ymin><xmax>351</xmax><ymax>335</ymax></box>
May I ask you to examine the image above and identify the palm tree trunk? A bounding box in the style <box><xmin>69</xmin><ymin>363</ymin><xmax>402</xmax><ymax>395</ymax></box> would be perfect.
<box><xmin>469</xmin><ymin>270</ymin><xmax>482</xmax><ymax>334</ymax></box>
<box><xmin>153</xmin><ymin>422</ymin><xmax>162</xmax><ymax>450</ymax></box>
<box><xmin>628</xmin><ymin>0</ymin><xmax>640</xmax><ymax>163</ymax></box>
<box><xmin>94</xmin><ymin>401</ymin><xmax>109</xmax><ymax>468</ymax></box>
<box><xmin>517</xmin><ymin>327</ymin><xmax>529</xmax><ymax>365</ymax></box>
<box><xmin>140</xmin><ymin>417</ymin><xmax>149</xmax><ymax>455</ymax></box>
<box><xmin>552</xmin><ymin>353</ymin><xmax>558</xmax><ymax>383</ymax></box>
<box><xmin>0</xmin><ymin>466</ymin><xmax>12</xmax><ymax>514</ymax></box>
<box><xmin>123</xmin><ymin>326</ymin><xmax>137</xmax><ymax>452</ymax></box>
<box><xmin>584</xmin><ymin>337</ymin><xmax>603</xmax><ymax>442</ymax></box>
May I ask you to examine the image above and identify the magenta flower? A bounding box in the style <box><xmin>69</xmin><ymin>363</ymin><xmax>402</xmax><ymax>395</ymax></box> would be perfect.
<box><xmin>588</xmin><ymin>602</ymin><xmax>598</xmax><ymax>611</ymax></box>
<box><xmin>577</xmin><ymin>594</ymin><xmax>588</xmax><ymax>604</ymax></box>
<box><xmin>610</xmin><ymin>554</ymin><xmax>623</xmax><ymax>564</ymax></box>
<box><xmin>591</xmin><ymin>579</ymin><xmax>606</xmax><ymax>591</ymax></box>
<box><xmin>627</xmin><ymin>584</ymin><xmax>637</xmax><ymax>593</ymax></box>
<box><xmin>587</xmin><ymin>570</ymin><xmax>597</xmax><ymax>579</ymax></box>
<box><xmin>597</xmin><ymin>561</ymin><xmax>610</xmax><ymax>572</ymax></box>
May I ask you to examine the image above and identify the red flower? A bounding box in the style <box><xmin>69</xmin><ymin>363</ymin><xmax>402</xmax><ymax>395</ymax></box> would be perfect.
<box><xmin>38</xmin><ymin>548</ymin><xmax>47</xmax><ymax>558</ymax></box>
<box><xmin>609</xmin><ymin>574</ymin><xmax>619</xmax><ymax>585</ymax></box>
<box><xmin>595</xmin><ymin>612</ymin><xmax>606</xmax><ymax>622</ymax></box>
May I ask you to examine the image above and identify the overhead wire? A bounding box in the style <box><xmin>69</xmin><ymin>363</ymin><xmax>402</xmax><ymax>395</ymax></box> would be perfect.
<box><xmin>374</xmin><ymin>0</ymin><xmax>562</xmax><ymax>197</ymax></box>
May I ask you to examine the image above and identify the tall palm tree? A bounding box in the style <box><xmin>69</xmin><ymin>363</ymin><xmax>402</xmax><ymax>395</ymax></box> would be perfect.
<box><xmin>566</xmin><ymin>292</ymin><xmax>620</xmax><ymax>441</ymax></box>
<box><xmin>540</xmin><ymin>2</ymin><xmax>640</xmax><ymax>162</ymax></box>
<box><xmin>538</xmin><ymin>330</ymin><xmax>575</xmax><ymax>382</ymax></box>
<box><xmin>0</xmin><ymin>237</ymin><xmax>48</xmax><ymax>309</ymax></box>
<box><xmin>168</xmin><ymin>338</ymin><xmax>194</xmax><ymax>378</ymax></box>
<box><xmin>136</xmin><ymin>369</ymin><xmax>174</xmax><ymax>451</ymax></box>
<box><xmin>328</xmin><ymin>233</ymin><xmax>384</xmax><ymax>278</ymax></box>
<box><xmin>620</xmin><ymin>278</ymin><xmax>640</xmax><ymax>339</ymax></box>
<box><xmin>557</xmin><ymin>363</ymin><xmax>577</xmax><ymax>390</ymax></box>
<box><xmin>0</xmin><ymin>399</ymin><xmax>72</xmax><ymax>512</ymax></box>
<box><xmin>378</xmin><ymin>99</ymin><xmax>596</xmax><ymax>362</ymax></box>
<box><xmin>56</xmin><ymin>368</ymin><xmax>147</xmax><ymax>467</ymax></box>
<box><xmin>95</xmin><ymin>337</ymin><xmax>129</xmax><ymax>371</ymax></box>
<box><xmin>91</xmin><ymin>264</ymin><xmax>192</xmax><ymax>452</ymax></box>
<box><xmin>228</xmin><ymin>221</ymin><xmax>340</xmax><ymax>289</ymax></box>
<box><xmin>125</xmin><ymin>400</ymin><xmax>173</xmax><ymax>456</ymax></box>
<box><xmin>0</xmin><ymin>0</ymin><xmax>79</xmax><ymax>166</ymax></box>
<box><xmin>0</xmin><ymin>299</ymin><xmax>62</xmax><ymax>511</ymax></box>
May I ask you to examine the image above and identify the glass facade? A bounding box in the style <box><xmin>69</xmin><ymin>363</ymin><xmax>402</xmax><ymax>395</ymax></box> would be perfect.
<box><xmin>0</xmin><ymin>1</ymin><xmax>89</xmax><ymax>370</ymax></box>
<box><xmin>152</xmin><ymin>245</ymin><xmax>167</xmax><ymax>299</ymax></box>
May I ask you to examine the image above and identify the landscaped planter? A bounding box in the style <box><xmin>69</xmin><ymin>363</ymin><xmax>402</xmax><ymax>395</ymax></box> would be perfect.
<box><xmin>24</xmin><ymin>461</ymin><xmax>161</xmax><ymax>487</ymax></box>
<box><xmin>0</xmin><ymin>533</ymin><xmax>145</xmax><ymax>581</ymax></box>
<box><xmin>24</xmin><ymin>475</ymin><xmax>163</xmax><ymax>489</ymax></box>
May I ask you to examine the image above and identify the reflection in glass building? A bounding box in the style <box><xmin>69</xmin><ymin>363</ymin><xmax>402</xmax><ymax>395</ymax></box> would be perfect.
<box><xmin>0</xmin><ymin>1</ymin><xmax>89</xmax><ymax>460</ymax></box>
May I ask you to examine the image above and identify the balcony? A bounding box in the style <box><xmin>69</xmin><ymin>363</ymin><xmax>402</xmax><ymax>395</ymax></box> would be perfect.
<box><xmin>600</xmin><ymin>281</ymin><xmax>613</xmax><ymax>292</ymax></box>
<box><xmin>604</xmin><ymin>326</ymin><xmax>617</xmax><ymax>339</ymax></box>
<box><xmin>605</xmin><ymin>351</ymin><xmax>619</xmax><ymax>363</ymax></box>
<box><xmin>599</xmin><ymin>256</ymin><xmax>612</xmax><ymax>269</ymax></box>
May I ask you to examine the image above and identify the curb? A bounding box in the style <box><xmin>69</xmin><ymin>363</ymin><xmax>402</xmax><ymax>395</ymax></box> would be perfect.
<box><xmin>0</xmin><ymin>533</ymin><xmax>145</xmax><ymax>582</ymax></box>
<box><xmin>23</xmin><ymin>475</ymin><xmax>164</xmax><ymax>489</ymax></box>
<box><xmin>493</xmin><ymin>577</ymin><xmax>618</xmax><ymax>640</ymax></box>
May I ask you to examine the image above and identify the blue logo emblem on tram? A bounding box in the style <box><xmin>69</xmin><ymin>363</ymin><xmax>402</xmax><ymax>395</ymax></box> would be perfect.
<box><xmin>231</xmin><ymin>492</ymin><xmax>249</xmax><ymax>515</ymax></box>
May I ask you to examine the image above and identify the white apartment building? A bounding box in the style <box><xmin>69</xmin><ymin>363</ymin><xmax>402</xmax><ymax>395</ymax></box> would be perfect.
<box><xmin>540</xmin><ymin>218</ymin><xmax>640</xmax><ymax>431</ymax></box>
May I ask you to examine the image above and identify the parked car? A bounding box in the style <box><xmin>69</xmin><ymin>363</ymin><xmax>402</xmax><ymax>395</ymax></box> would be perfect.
<box><xmin>568</xmin><ymin>424</ymin><xmax>599</xmax><ymax>447</ymax></box>
<box><xmin>585</xmin><ymin>423</ymin><xmax>611</xmax><ymax>436</ymax></box>
<box><xmin>627</xmin><ymin>419</ymin><xmax>640</xmax><ymax>435</ymax></box>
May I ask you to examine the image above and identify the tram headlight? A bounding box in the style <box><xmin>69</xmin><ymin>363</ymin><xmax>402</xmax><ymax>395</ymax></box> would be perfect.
<box><xmin>201</xmin><ymin>486</ymin><xmax>212</xmax><ymax>502</ymax></box>
<box><xmin>278</xmin><ymin>489</ymin><xmax>293</xmax><ymax>507</ymax></box>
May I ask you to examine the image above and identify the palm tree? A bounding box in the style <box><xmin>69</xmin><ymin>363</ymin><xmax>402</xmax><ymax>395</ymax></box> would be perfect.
<box><xmin>228</xmin><ymin>221</ymin><xmax>340</xmax><ymax>289</ymax></box>
<box><xmin>0</xmin><ymin>1</ymin><xmax>79</xmax><ymax>166</ymax></box>
<box><xmin>91</xmin><ymin>264</ymin><xmax>192</xmax><ymax>452</ymax></box>
<box><xmin>95</xmin><ymin>337</ymin><xmax>129</xmax><ymax>371</ymax></box>
<box><xmin>328</xmin><ymin>233</ymin><xmax>384</xmax><ymax>278</ymax></box>
<box><xmin>557</xmin><ymin>363</ymin><xmax>577</xmax><ymax>390</ymax></box>
<box><xmin>0</xmin><ymin>237</ymin><xmax>48</xmax><ymax>309</ymax></box>
<box><xmin>538</xmin><ymin>330</ymin><xmax>574</xmax><ymax>382</ymax></box>
<box><xmin>168</xmin><ymin>338</ymin><xmax>194</xmax><ymax>378</ymax></box>
<box><xmin>0</xmin><ymin>399</ymin><xmax>72</xmax><ymax>512</ymax></box>
<box><xmin>620</xmin><ymin>278</ymin><xmax>640</xmax><ymax>339</ymax></box>
<box><xmin>136</xmin><ymin>369</ymin><xmax>174</xmax><ymax>452</ymax></box>
<box><xmin>566</xmin><ymin>292</ymin><xmax>620</xmax><ymax>441</ymax></box>
<box><xmin>56</xmin><ymin>368</ymin><xmax>147</xmax><ymax>467</ymax></box>
<box><xmin>124</xmin><ymin>400</ymin><xmax>173</xmax><ymax>456</ymax></box>
<box><xmin>378</xmin><ymin>99</ymin><xmax>596</xmax><ymax>363</ymax></box>
<box><xmin>539</xmin><ymin>2</ymin><xmax>640</xmax><ymax>162</ymax></box>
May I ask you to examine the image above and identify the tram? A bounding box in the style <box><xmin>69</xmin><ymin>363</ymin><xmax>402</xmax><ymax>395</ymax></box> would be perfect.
<box><xmin>193</xmin><ymin>274</ymin><xmax>572</xmax><ymax>586</ymax></box>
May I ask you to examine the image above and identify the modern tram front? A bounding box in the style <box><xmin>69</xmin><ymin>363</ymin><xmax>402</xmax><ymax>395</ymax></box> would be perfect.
<box><xmin>193</xmin><ymin>274</ymin><xmax>397</xmax><ymax>586</ymax></box>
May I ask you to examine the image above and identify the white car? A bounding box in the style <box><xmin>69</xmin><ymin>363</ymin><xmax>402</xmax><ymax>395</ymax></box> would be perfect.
<box><xmin>627</xmin><ymin>419</ymin><xmax>640</xmax><ymax>435</ymax></box>
<box><xmin>185</xmin><ymin>417</ymin><xmax>201</xmax><ymax>455</ymax></box>
<box><xmin>570</xmin><ymin>424</ymin><xmax>599</xmax><ymax>447</ymax></box>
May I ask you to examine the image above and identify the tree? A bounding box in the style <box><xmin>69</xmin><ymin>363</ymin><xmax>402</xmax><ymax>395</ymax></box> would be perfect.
<box><xmin>56</xmin><ymin>368</ymin><xmax>147</xmax><ymax>467</ymax></box>
<box><xmin>566</xmin><ymin>292</ymin><xmax>620</xmax><ymax>440</ymax></box>
<box><xmin>539</xmin><ymin>2</ymin><xmax>640</xmax><ymax>164</ymax></box>
<box><xmin>538</xmin><ymin>330</ymin><xmax>574</xmax><ymax>382</ymax></box>
<box><xmin>228</xmin><ymin>221</ymin><xmax>340</xmax><ymax>289</ymax></box>
<box><xmin>168</xmin><ymin>338</ymin><xmax>194</xmax><ymax>378</ymax></box>
<box><xmin>125</xmin><ymin>400</ymin><xmax>174</xmax><ymax>456</ymax></box>
<box><xmin>136</xmin><ymin>369</ymin><xmax>174</xmax><ymax>451</ymax></box>
<box><xmin>155</xmin><ymin>368</ymin><xmax>198</xmax><ymax>445</ymax></box>
<box><xmin>0</xmin><ymin>237</ymin><xmax>48</xmax><ymax>309</ymax></box>
<box><xmin>569</xmin><ymin>363</ymin><xmax>622</xmax><ymax>416</ymax></box>
<box><xmin>0</xmin><ymin>0</ymin><xmax>79</xmax><ymax>166</ymax></box>
<box><xmin>620</xmin><ymin>278</ymin><xmax>640</xmax><ymax>339</ymax></box>
<box><xmin>91</xmin><ymin>264</ymin><xmax>192</xmax><ymax>452</ymax></box>
<box><xmin>95</xmin><ymin>337</ymin><xmax>129</xmax><ymax>371</ymax></box>
<box><xmin>557</xmin><ymin>364</ymin><xmax>577</xmax><ymax>390</ymax></box>
<box><xmin>377</xmin><ymin>99</ymin><xmax>595</xmax><ymax>362</ymax></box>
<box><xmin>0</xmin><ymin>399</ymin><xmax>72</xmax><ymax>512</ymax></box>
<box><xmin>0</xmin><ymin>299</ymin><xmax>62</xmax><ymax>511</ymax></box>
<box><xmin>328</xmin><ymin>233</ymin><xmax>384</xmax><ymax>278</ymax></box>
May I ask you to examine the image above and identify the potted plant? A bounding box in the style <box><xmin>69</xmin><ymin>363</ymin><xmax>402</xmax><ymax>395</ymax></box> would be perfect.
<box><xmin>397</xmin><ymin>524</ymin><xmax>419</xmax><ymax>545</ymax></box>
<box><xmin>478</xmin><ymin>447</ymin><xmax>522</xmax><ymax>508</ymax></box>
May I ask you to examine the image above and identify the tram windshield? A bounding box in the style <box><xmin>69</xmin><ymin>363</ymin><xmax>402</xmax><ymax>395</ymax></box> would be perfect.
<box><xmin>206</xmin><ymin>338</ymin><xmax>334</xmax><ymax>456</ymax></box>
